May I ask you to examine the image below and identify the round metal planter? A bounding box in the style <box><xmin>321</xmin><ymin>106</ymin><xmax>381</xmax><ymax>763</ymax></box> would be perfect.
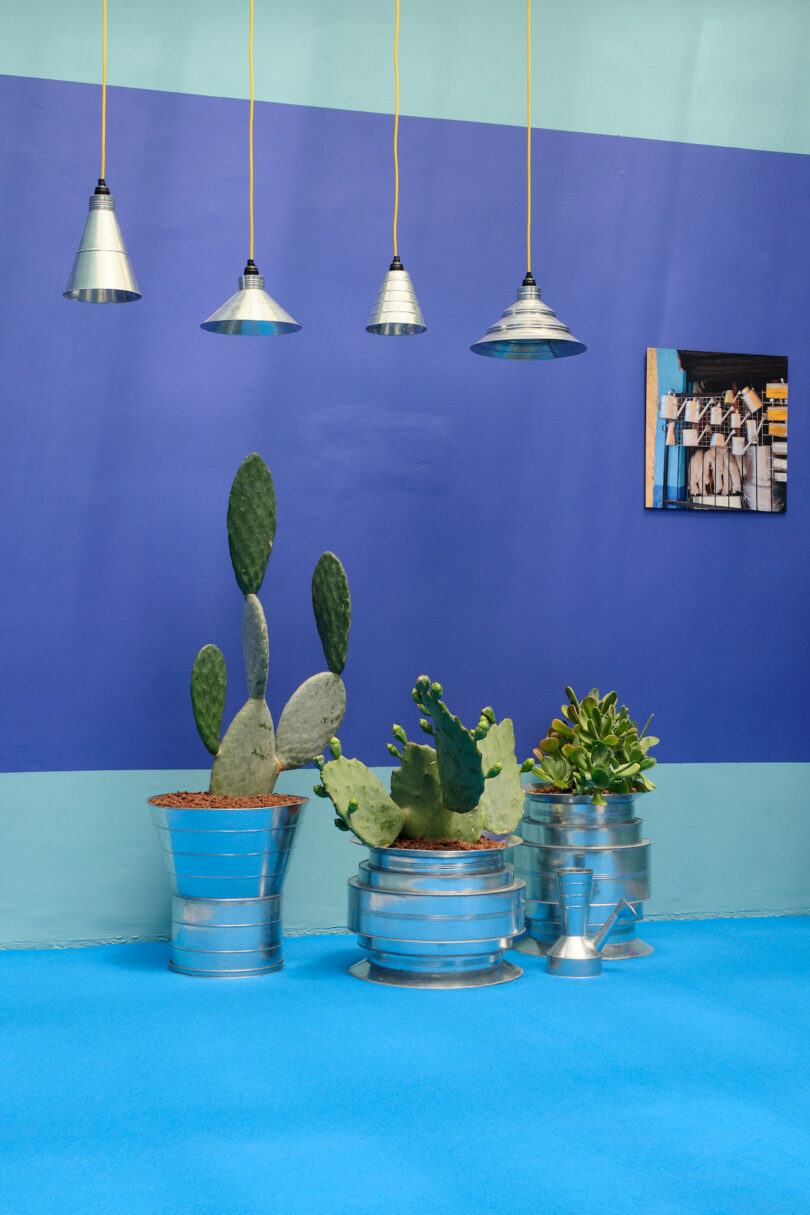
<box><xmin>347</xmin><ymin>841</ymin><xmax>526</xmax><ymax>988</ymax></box>
<box><xmin>149</xmin><ymin>796</ymin><xmax>306</xmax><ymax>977</ymax></box>
<box><xmin>512</xmin><ymin>790</ymin><xmax>652</xmax><ymax>960</ymax></box>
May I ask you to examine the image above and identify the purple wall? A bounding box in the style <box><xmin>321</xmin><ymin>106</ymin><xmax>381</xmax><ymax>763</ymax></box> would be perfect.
<box><xmin>0</xmin><ymin>74</ymin><xmax>808</xmax><ymax>770</ymax></box>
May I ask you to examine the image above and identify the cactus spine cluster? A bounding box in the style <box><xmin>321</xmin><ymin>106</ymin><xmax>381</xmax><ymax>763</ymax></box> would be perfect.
<box><xmin>313</xmin><ymin>677</ymin><xmax>533</xmax><ymax>847</ymax></box>
<box><xmin>190</xmin><ymin>454</ymin><xmax>351</xmax><ymax>796</ymax></box>
<box><xmin>531</xmin><ymin>687</ymin><xmax>658</xmax><ymax>805</ymax></box>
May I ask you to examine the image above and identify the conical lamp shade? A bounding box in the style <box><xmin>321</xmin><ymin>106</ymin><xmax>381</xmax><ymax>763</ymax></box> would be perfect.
<box><xmin>64</xmin><ymin>184</ymin><xmax>140</xmax><ymax>303</ymax></box>
<box><xmin>201</xmin><ymin>262</ymin><xmax>300</xmax><ymax>335</ymax></box>
<box><xmin>366</xmin><ymin>257</ymin><xmax>426</xmax><ymax>335</ymax></box>
<box><xmin>470</xmin><ymin>276</ymin><xmax>585</xmax><ymax>360</ymax></box>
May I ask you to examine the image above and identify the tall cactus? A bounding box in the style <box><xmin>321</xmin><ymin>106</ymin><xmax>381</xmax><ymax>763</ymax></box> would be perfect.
<box><xmin>313</xmin><ymin>677</ymin><xmax>533</xmax><ymax>847</ymax></box>
<box><xmin>190</xmin><ymin>454</ymin><xmax>351</xmax><ymax>796</ymax></box>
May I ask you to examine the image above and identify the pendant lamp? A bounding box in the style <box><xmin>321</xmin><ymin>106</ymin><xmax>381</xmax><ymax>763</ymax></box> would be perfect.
<box><xmin>470</xmin><ymin>0</ymin><xmax>584</xmax><ymax>359</ymax></box>
<box><xmin>366</xmin><ymin>0</ymin><xmax>425</xmax><ymax>335</ymax></box>
<box><xmin>64</xmin><ymin>0</ymin><xmax>140</xmax><ymax>303</ymax></box>
<box><xmin>201</xmin><ymin>0</ymin><xmax>300</xmax><ymax>336</ymax></box>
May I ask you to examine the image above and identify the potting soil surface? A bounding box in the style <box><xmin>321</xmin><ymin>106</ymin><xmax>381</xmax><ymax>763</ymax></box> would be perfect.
<box><xmin>2</xmin><ymin>917</ymin><xmax>808</xmax><ymax>1214</ymax></box>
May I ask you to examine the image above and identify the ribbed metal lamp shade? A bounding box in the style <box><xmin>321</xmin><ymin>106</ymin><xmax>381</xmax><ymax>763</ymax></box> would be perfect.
<box><xmin>470</xmin><ymin>275</ymin><xmax>585</xmax><ymax>360</ymax></box>
<box><xmin>64</xmin><ymin>184</ymin><xmax>140</xmax><ymax>303</ymax></box>
<box><xmin>366</xmin><ymin>257</ymin><xmax>426</xmax><ymax>335</ymax></box>
<box><xmin>201</xmin><ymin>262</ymin><xmax>300</xmax><ymax>335</ymax></box>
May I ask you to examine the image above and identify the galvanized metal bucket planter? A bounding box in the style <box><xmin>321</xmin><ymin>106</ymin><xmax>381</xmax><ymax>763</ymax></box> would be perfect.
<box><xmin>149</xmin><ymin>795</ymin><xmax>306</xmax><ymax>977</ymax></box>
<box><xmin>347</xmin><ymin>839</ymin><xmax>526</xmax><ymax>988</ymax></box>
<box><xmin>512</xmin><ymin>789</ymin><xmax>652</xmax><ymax>959</ymax></box>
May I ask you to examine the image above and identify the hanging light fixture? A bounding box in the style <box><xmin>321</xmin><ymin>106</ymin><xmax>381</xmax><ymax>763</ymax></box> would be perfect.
<box><xmin>470</xmin><ymin>0</ymin><xmax>584</xmax><ymax>359</ymax></box>
<box><xmin>201</xmin><ymin>0</ymin><xmax>300</xmax><ymax>336</ymax></box>
<box><xmin>366</xmin><ymin>0</ymin><xmax>425</xmax><ymax>336</ymax></box>
<box><xmin>64</xmin><ymin>0</ymin><xmax>140</xmax><ymax>303</ymax></box>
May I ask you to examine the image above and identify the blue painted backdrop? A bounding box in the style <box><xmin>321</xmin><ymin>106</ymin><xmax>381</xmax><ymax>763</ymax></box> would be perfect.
<box><xmin>0</xmin><ymin>73</ymin><xmax>808</xmax><ymax>772</ymax></box>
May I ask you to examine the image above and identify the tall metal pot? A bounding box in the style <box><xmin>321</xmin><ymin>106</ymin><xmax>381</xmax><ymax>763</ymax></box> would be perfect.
<box><xmin>512</xmin><ymin>789</ymin><xmax>652</xmax><ymax>959</ymax></box>
<box><xmin>149</xmin><ymin>795</ymin><xmax>307</xmax><ymax>977</ymax></box>
<box><xmin>347</xmin><ymin>840</ymin><xmax>526</xmax><ymax>988</ymax></box>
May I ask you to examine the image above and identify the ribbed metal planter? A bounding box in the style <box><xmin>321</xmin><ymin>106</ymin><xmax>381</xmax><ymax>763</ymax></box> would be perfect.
<box><xmin>347</xmin><ymin>840</ymin><xmax>526</xmax><ymax>988</ymax></box>
<box><xmin>512</xmin><ymin>789</ymin><xmax>652</xmax><ymax>960</ymax></box>
<box><xmin>149</xmin><ymin>796</ymin><xmax>306</xmax><ymax>977</ymax></box>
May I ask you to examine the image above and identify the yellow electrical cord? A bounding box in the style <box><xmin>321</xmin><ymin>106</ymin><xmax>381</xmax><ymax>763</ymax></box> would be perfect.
<box><xmin>249</xmin><ymin>0</ymin><xmax>255</xmax><ymax>261</ymax></box>
<box><xmin>101</xmin><ymin>0</ymin><xmax>107</xmax><ymax>179</ymax></box>
<box><xmin>526</xmin><ymin>0</ymin><xmax>531</xmax><ymax>274</ymax></box>
<box><xmin>393</xmin><ymin>0</ymin><xmax>400</xmax><ymax>258</ymax></box>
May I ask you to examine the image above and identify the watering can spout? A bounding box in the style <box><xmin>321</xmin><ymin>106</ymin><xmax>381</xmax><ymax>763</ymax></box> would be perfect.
<box><xmin>592</xmin><ymin>898</ymin><xmax>638</xmax><ymax>952</ymax></box>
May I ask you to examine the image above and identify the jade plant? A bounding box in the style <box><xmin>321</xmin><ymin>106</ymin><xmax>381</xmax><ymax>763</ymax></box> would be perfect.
<box><xmin>190</xmin><ymin>453</ymin><xmax>351</xmax><ymax>796</ymax></box>
<box><xmin>531</xmin><ymin>686</ymin><xmax>659</xmax><ymax>805</ymax></box>
<box><xmin>313</xmin><ymin>676</ymin><xmax>534</xmax><ymax>847</ymax></box>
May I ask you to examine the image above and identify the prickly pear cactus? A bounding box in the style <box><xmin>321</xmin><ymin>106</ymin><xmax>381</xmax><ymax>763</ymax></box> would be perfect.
<box><xmin>315</xmin><ymin>678</ymin><xmax>531</xmax><ymax>847</ymax></box>
<box><xmin>191</xmin><ymin>454</ymin><xmax>352</xmax><ymax>797</ymax></box>
<box><xmin>315</xmin><ymin>740</ymin><xmax>405</xmax><ymax>847</ymax></box>
<box><xmin>531</xmin><ymin>686</ymin><xmax>659</xmax><ymax>805</ymax></box>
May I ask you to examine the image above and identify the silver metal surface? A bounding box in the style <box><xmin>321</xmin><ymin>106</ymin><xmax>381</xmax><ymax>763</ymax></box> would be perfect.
<box><xmin>546</xmin><ymin>868</ymin><xmax>637</xmax><ymax>977</ymax></box>
<box><xmin>470</xmin><ymin>279</ymin><xmax>585</xmax><ymax>360</ymax></box>
<box><xmin>64</xmin><ymin>190</ymin><xmax>141</xmax><ymax>302</ymax></box>
<box><xmin>349</xmin><ymin>959</ymin><xmax>522</xmax><ymax>988</ymax></box>
<box><xmin>366</xmin><ymin>260</ymin><xmax>426</xmax><ymax>335</ymax></box>
<box><xmin>149</xmin><ymin>797</ymin><xmax>306</xmax><ymax>977</ymax></box>
<box><xmin>201</xmin><ymin>267</ymin><xmax>301</xmax><ymax>335</ymax></box>
<box><xmin>512</xmin><ymin>789</ymin><xmax>653</xmax><ymax>959</ymax></box>
<box><xmin>347</xmin><ymin>842</ymin><xmax>525</xmax><ymax>988</ymax></box>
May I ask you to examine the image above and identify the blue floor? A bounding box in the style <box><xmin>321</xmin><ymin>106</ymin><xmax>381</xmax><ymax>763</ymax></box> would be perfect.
<box><xmin>2</xmin><ymin>918</ymin><xmax>809</xmax><ymax>1215</ymax></box>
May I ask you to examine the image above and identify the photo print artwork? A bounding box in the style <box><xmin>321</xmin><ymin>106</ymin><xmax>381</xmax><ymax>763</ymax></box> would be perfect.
<box><xmin>645</xmin><ymin>348</ymin><xmax>788</xmax><ymax>512</ymax></box>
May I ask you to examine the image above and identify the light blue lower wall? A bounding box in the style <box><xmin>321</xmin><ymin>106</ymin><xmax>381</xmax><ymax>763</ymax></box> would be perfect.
<box><xmin>1</xmin><ymin>764</ymin><xmax>808</xmax><ymax>948</ymax></box>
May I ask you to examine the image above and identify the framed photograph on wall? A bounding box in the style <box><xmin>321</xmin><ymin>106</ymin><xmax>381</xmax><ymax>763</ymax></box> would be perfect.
<box><xmin>645</xmin><ymin>348</ymin><xmax>788</xmax><ymax>512</ymax></box>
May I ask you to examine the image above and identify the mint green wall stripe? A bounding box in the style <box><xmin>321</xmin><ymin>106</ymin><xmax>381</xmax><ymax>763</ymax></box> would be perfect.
<box><xmin>2</xmin><ymin>0</ymin><xmax>809</xmax><ymax>155</ymax></box>
<box><xmin>1</xmin><ymin>764</ymin><xmax>808</xmax><ymax>948</ymax></box>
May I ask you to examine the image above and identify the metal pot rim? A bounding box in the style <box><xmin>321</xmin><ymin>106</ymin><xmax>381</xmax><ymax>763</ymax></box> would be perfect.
<box><xmin>351</xmin><ymin>833</ymin><xmax>523</xmax><ymax>855</ymax></box>
<box><xmin>148</xmin><ymin>793</ymin><xmax>309</xmax><ymax>810</ymax></box>
<box><xmin>524</xmin><ymin>787</ymin><xmax>643</xmax><ymax>804</ymax></box>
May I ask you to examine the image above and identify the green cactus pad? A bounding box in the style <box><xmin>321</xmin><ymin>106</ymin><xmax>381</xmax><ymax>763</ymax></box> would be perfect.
<box><xmin>320</xmin><ymin>755</ymin><xmax>405</xmax><ymax>847</ymax></box>
<box><xmin>227</xmin><ymin>454</ymin><xmax>277</xmax><ymax>596</ymax></box>
<box><xmin>275</xmin><ymin>672</ymin><xmax>347</xmax><ymax>771</ymax></box>
<box><xmin>190</xmin><ymin>645</ymin><xmax>227</xmax><ymax>756</ymax></box>
<box><xmin>311</xmin><ymin>551</ymin><xmax>351</xmax><ymax>676</ymax></box>
<box><xmin>242</xmin><ymin>594</ymin><xmax>269</xmax><ymax>699</ymax></box>
<box><xmin>413</xmin><ymin>679</ymin><xmax>485</xmax><ymax>815</ymax></box>
<box><xmin>391</xmin><ymin>742</ymin><xmax>484</xmax><ymax>842</ymax></box>
<box><xmin>477</xmin><ymin>718</ymin><xmax>525</xmax><ymax>835</ymax></box>
<box><xmin>210</xmin><ymin>698</ymin><xmax>277</xmax><ymax>796</ymax></box>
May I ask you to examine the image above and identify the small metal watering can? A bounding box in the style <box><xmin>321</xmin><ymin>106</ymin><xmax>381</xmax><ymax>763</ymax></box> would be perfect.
<box><xmin>709</xmin><ymin>404</ymin><xmax>732</xmax><ymax>427</ymax></box>
<box><xmin>659</xmin><ymin>393</ymin><xmax>683</xmax><ymax>420</ymax></box>
<box><xmin>730</xmin><ymin>434</ymin><xmax>753</xmax><ymax>456</ymax></box>
<box><xmin>683</xmin><ymin>398</ymin><xmax>709</xmax><ymax>424</ymax></box>
<box><xmin>745</xmin><ymin>417</ymin><xmax>763</xmax><ymax>444</ymax></box>
<box><xmin>682</xmin><ymin>424</ymin><xmax>709</xmax><ymax>447</ymax></box>
<box><xmin>547</xmin><ymin>868</ymin><xmax>638</xmax><ymax>978</ymax></box>
<box><xmin>741</xmin><ymin>386</ymin><xmax>763</xmax><ymax>413</ymax></box>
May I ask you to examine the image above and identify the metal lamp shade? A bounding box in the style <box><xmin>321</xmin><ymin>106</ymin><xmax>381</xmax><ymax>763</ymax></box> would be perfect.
<box><xmin>64</xmin><ymin>188</ymin><xmax>141</xmax><ymax>303</ymax></box>
<box><xmin>470</xmin><ymin>278</ymin><xmax>585</xmax><ymax>360</ymax></box>
<box><xmin>366</xmin><ymin>258</ymin><xmax>426</xmax><ymax>335</ymax></box>
<box><xmin>201</xmin><ymin>264</ymin><xmax>300</xmax><ymax>335</ymax></box>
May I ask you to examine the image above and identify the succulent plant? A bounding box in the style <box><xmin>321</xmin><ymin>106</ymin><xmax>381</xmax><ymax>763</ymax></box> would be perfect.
<box><xmin>531</xmin><ymin>686</ymin><xmax>659</xmax><ymax>805</ymax></box>
<box><xmin>313</xmin><ymin>677</ymin><xmax>534</xmax><ymax>847</ymax></box>
<box><xmin>190</xmin><ymin>454</ymin><xmax>351</xmax><ymax>796</ymax></box>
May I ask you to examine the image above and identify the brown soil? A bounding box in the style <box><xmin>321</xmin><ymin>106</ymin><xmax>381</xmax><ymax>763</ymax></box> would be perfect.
<box><xmin>391</xmin><ymin>836</ymin><xmax>508</xmax><ymax>852</ymax></box>
<box><xmin>148</xmin><ymin>791</ymin><xmax>306</xmax><ymax>809</ymax></box>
